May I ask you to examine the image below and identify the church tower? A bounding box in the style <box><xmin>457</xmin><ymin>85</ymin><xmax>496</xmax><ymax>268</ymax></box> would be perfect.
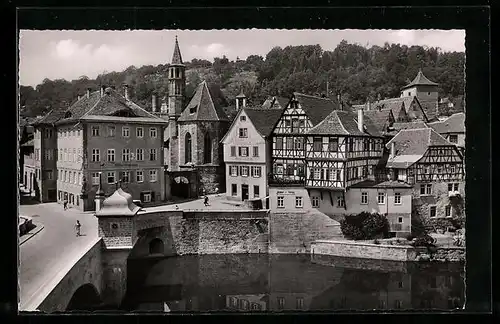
<box><xmin>167</xmin><ymin>36</ymin><xmax>186</xmax><ymax>171</ymax></box>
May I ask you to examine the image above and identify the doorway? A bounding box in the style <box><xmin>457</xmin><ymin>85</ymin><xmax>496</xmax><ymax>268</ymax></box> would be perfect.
<box><xmin>241</xmin><ymin>184</ymin><xmax>249</xmax><ymax>201</ymax></box>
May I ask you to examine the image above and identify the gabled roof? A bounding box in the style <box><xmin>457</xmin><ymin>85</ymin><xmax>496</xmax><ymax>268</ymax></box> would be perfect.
<box><xmin>306</xmin><ymin>110</ymin><xmax>382</xmax><ymax>137</ymax></box>
<box><xmin>428</xmin><ymin>112</ymin><xmax>465</xmax><ymax>134</ymax></box>
<box><xmin>401</xmin><ymin>69</ymin><xmax>439</xmax><ymax>90</ymax></box>
<box><xmin>363</xmin><ymin>109</ymin><xmax>395</xmax><ymax>132</ymax></box>
<box><xmin>55</xmin><ymin>88</ymin><xmax>162</xmax><ymax>125</ymax></box>
<box><xmin>178</xmin><ymin>81</ymin><xmax>229</xmax><ymax>122</ymax></box>
<box><xmin>32</xmin><ymin>109</ymin><xmax>67</xmax><ymax>126</ymax></box>
<box><xmin>171</xmin><ymin>36</ymin><xmax>183</xmax><ymax>65</ymax></box>
<box><xmin>261</xmin><ymin>96</ymin><xmax>289</xmax><ymax>110</ymax></box>
<box><xmin>386</xmin><ymin>128</ymin><xmax>453</xmax><ymax>157</ymax></box>
<box><xmin>244</xmin><ymin>108</ymin><xmax>284</xmax><ymax>138</ymax></box>
<box><xmin>392</xmin><ymin>121</ymin><xmax>429</xmax><ymax>131</ymax></box>
<box><xmin>293</xmin><ymin>92</ymin><xmax>337</xmax><ymax>126</ymax></box>
<box><xmin>349</xmin><ymin>180</ymin><xmax>413</xmax><ymax>189</ymax></box>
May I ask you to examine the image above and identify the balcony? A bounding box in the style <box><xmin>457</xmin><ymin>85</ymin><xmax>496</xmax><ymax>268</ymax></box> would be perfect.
<box><xmin>268</xmin><ymin>174</ymin><xmax>305</xmax><ymax>186</ymax></box>
<box><xmin>390</xmin><ymin>223</ymin><xmax>411</xmax><ymax>232</ymax></box>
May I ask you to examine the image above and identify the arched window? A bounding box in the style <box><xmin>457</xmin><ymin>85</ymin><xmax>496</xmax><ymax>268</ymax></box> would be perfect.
<box><xmin>185</xmin><ymin>132</ymin><xmax>192</xmax><ymax>163</ymax></box>
<box><xmin>204</xmin><ymin>133</ymin><xmax>212</xmax><ymax>164</ymax></box>
<box><xmin>149</xmin><ymin>238</ymin><xmax>164</xmax><ymax>255</ymax></box>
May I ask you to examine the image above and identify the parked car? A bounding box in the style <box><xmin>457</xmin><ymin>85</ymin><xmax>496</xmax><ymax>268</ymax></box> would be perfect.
<box><xmin>19</xmin><ymin>215</ymin><xmax>33</xmax><ymax>236</ymax></box>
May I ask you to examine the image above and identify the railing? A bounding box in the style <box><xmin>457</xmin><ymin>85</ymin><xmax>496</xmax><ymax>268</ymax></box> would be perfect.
<box><xmin>390</xmin><ymin>223</ymin><xmax>411</xmax><ymax>232</ymax></box>
<box><xmin>268</xmin><ymin>174</ymin><xmax>305</xmax><ymax>186</ymax></box>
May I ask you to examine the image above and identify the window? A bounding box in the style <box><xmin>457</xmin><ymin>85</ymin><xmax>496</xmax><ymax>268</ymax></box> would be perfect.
<box><xmin>230</xmin><ymin>146</ymin><xmax>236</xmax><ymax>157</ymax></box>
<box><xmin>59</xmin><ymin>149</ymin><xmax>63</xmax><ymax>161</ymax></box>
<box><xmin>313</xmin><ymin>168</ymin><xmax>321</xmax><ymax>180</ymax></box>
<box><xmin>45</xmin><ymin>170</ymin><xmax>53</xmax><ymax>180</ymax></box>
<box><xmin>149</xmin><ymin>170</ymin><xmax>158</xmax><ymax>182</ymax></box>
<box><xmin>122</xmin><ymin>148</ymin><xmax>130</xmax><ymax>161</ymax></box>
<box><xmin>150</xmin><ymin>127</ymin><xmax>157</xmax><ymax>138</ymax></box>
<box><xmin>240</xmin><ymin>166</ymin><xmax>249</xmax><ymax>177</ymax></box>
<box><xmin>108</xmin><ymin>126</ymin><xmax>115</xmax><ymax>137</ymax></box>
<box><xmin>445</xmin><ymin>205</ymin><xmax>452</xmax><ymax>217</ymax></box>
<box><xmin>107</xmin><ymin>149</ymin><xmax>115</xmax><ymax>162</ymax></box>
<box><xmin>394</xmin><ymin>192</ymin><xmax>402</xmax><ymax>204</ymax></box>
<box><xmin>313</xmin><ymin>137</ymin><xmax>322</xmax><ymax>152</ymax></box>
<box><xmin>130</xmin><ymin>171</ymin><xmax>141</xmax><ymax>184</ymax></box>
<box><xmin>136</xmin><ymin>127</ymin><xmax>144</xmax><ymax>138</ymax></box>
<box><xmin>149</xmin><ymin>148</ymin><xmax>157</xmax><ymax>161</ymax></box>
<box><xmin>251</xmin><ymin>303</ymin><xmax>261</xmax><ymax>311</ymax></box>
<box><xmin>251</xmin><ymin>166</ymin><xmax>262</xmax><ymax>177</ymax></box>
<box><xmin>430</xmin><ymin>206</ymin><xmax>437</xmax><ymax>218</ymax></box>
<box><xmin>91</xmin><ymin>149</ymin><xmax>100</xmax><ymax>162</ymax></box>
<box><xmin>398</xmin><ymin>217</ymin><xmax>404</xmax><ymax>224</ymax></box>
<box><xmin>276</xmin><ymin>137</ymin><xmax>283</xmax><ymax>150</ymax></box>
<box><xmin>329</xmin><ymin>137</ymin><xmax>338</xmax><ymax>151</ymax></box>
<box><xmin>72</xmin><ymin>148</ymin><xmax>76</xmax><ymax>162</ymax></box>
<box><xmin>361</xmin><ymin>192</ymin><xmax>368</xmax><ymax>204</ymax></box>
<box><xmin>230</xmin><ymin>166</ymin><xmax>238</xmax><ymax>176</ymax></box>
<box><xmin>453</xmin><ymin>183</ymin><xmax>459</xmax><ymax>191</ymax></box>
<box><xmin>238</xmin><ymin>147</ymin><xmax>248</xmax><ymax>157</ymax></box>
<box><xmin>448</xmin><ymin>183</ymin><xmax>459</xmax><ymax>192</ymax></box>
<box><xmin>78</xmin><ymin>148</ymin><xmax>82</xmax><ymax>161</ymax></box>
<box><xmin>337</xmin><ymin>196</ymin><xmax>345</xmax><ymax>207</ymax></box>
<box><xmin>295</xmin><ymin>196</ymin><xmax>303</xmax><ymax>208</ymax></box>
<box><xmin>312</xmin><ymin>196</ymin><xmax>320</xmax><ymax>208</ymax></box>
<box><xmin>45</xmin><ymin>149</ymin><xmax>53</xmax><ymax>160</ymax></box>
<box><xmin>121</xmin><ymin>171</ymin><xmax>130</xmax><ymax>183</ymax></box>
<box><xmin>239</xmin><ymin>128</ymin><xmax>248</xmax><ymax>138</ymax></box>
<box><xmin>394</xmin><ymin>300</ymin><xmax>402</xmax><ymax>309</ymax></box>
<box><xmin>240</xmin><ymin>115</ymin><xmax>246</xmax><ymax>121</ymax></box>
<box><xmin>296</xmin><ymin>297</ymin><xmax>304</xmax><ymax>310</ymax></box>
<box><xmin>448</xmin><ymin>134</ymin><xmax>458</xmax><ymax>143</ymax></box>
<box><xmin>277</xmin><ymin>196</ymin><xmax>284</xmax><ymax>208</ymax></box>
<box><xmin>377</xmin><ymin>192</ymin><xmax>386</xmax><ymax>204</ymax></box>
<box><xmin>277</xmin><ymin>297</ymin><xmax>285</xmax><ymax>310</ymax></box>
<box><xmin>122</xmin><ymin>126</ymin><xmax>130</xmax><ymax>137</ymax></box>
<box><xmin>185</xmin><ymin>133</ymin><xmax>192</xmax><ymax>163</ymax></box>
<box><xmin>143</xmin><ymin>192</ymin><xmax>152</xmax><ymax>203</ymax></box>
<box><xmin>107</xmin><ymin>171</ymin><xmax>115</xmax><ymax>184</ymax></box>
<box><xmin>92</xmin><ymin>172</ymin><xmax>99</xmax><ymax>186</ymax></box>
<box><xmin>136</xmin><ymin>148</ymin><xmax>144</xmax><ymax>161</ymax></box>
<box><xmin>231</xmin><ymin>184</ymin><xmax>237</xmax><ymax>196</ymax></box>
<box><xmin>420</xmin><ymin>184</ymin><xmax>432</xmax><ymax>195</ymax></box>
<box><xmin>254</xmin><ymin>185</ymin><xmax>260</xmax><ymax>198</ymax></box>
<box><xmin>253</xmin><ymin>146</ymin><xmax>259</xmax><ymax>157</ymax></box>
<box><xmin>91</xmin><ymin>126</ymin><xmax>100</xmax><ymax>137</ymax></box>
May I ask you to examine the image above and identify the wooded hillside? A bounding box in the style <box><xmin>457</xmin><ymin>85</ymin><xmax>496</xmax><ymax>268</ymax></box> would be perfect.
<box><xmin>19</xmin><ymin>40</ymin><xmax>465</xmax><ymax>118</ymax></box>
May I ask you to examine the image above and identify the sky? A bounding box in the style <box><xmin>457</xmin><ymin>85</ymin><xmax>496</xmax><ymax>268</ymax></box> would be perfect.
<box><xmin>19</xmin><ymin>29</ymin><xmax>465</xmax><ymax>87</ymax></box>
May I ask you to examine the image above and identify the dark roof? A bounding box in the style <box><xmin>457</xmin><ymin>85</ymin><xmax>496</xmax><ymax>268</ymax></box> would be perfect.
<box><xmin>349</xmin><ymin>180</ymin><xmax>413</xmax><ymax>189</ymax></box>
<box><xmin>171</xmin><ymin>37</ymin><xmax>183</xmax><ymax>65</ymax></box>
<box><xmin>32</xmin><ymin>109</ymin><xmax>67</xmax><ymax>126</ymax></box>
<box><xmin>306</xmin><ymin>110</ymin><xmax>382</xmax><ymax>137</ymax></box>
<box><xmin>386</xmin><ymin>128</ymin><xmax>453</xmax><ymax>156</ymax></box>
<box><xmin>401</xmin><ymin>69</ymin><xmax>439</xmax><ymax>90</ymax></box>
<box><xmin>428</xmin><ymin>112</ymin><xmax>465</xmax><ymax>134</ymax></box>
<box><xmin>244</xmin><ymin>108</ymin><xmax>284</xmax><ymax>137</ymax></box>
<box><xmin>178</xmin><ymin>81</ymin><xmax>229</xmax><ymax>122</ymax></box>
<box><xmin>363</xmin><ymin>109</ymin><xmax>395</xmax><ymax>132</ymax></box>
<box><xmin>393</xmin><ymin>121</ymin><xmax>429</xmax><ymax>131</ymax></box>
<box><xmin>56</xmin><ymin>88</ymin><xmax>161</xmax><ymax>124</ymax></box>
<box><xmin>293</xmin><ymin>92</ymin><xmax>337</xmax><ymax>126</ymax></box>
<box><xmin>261</xmin><ymin>96</ymin><xmax>290</xmax><ymax>110</ymax></box>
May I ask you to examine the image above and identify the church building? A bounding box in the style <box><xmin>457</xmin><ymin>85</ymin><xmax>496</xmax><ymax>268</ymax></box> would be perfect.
<box><xmin>163</xmin><ymin>37</ymin><xmax>230</xmax><ymax>198</ymax></box>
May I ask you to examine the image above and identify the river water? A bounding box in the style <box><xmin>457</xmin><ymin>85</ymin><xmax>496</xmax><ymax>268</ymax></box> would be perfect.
<box><xmin>122</xmin><ymin>254</ymin><xmax>464</xmax><ymax>312</ymax></box>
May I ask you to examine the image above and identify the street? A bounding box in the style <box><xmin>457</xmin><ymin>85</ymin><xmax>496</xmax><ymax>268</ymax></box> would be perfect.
<box><xmin>19</xmin><ymin>202</ymin><xmax>98</xmax><ymax>310</ymax></box>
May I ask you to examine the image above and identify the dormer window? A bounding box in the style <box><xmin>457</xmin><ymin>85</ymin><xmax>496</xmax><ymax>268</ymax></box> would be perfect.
<box><xmin>190</xmin><ymin>105</ymin><xmax>197</xmax><ymax>114</ymax></box>
<box><xmin>240</xmin><ymin>115</ymin><xmax>246</xmax><ymax>121</ymax></box>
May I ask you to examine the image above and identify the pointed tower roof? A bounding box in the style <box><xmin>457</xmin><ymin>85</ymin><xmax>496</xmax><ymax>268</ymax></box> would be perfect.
<box><xmin>236</xmin><ymin>89</ymin><xmax>246</xmax><ymax>98</ymax></box>
<box><xmin>171</xmin><ymin>36</ymin><xmax>184</xmax><ymax>65</ymax></box>
<box><xmin>178</xmin><ymin>81</ymin><xmax>229</xmax><ymax>122</ymax></box>
<box><xmin>401</xmin><ymin>69</ymin><xmax>438</xmax><ymax>90</ymax></box>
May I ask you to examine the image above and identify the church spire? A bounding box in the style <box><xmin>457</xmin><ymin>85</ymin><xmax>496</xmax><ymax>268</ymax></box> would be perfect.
<box><xmin>171</xmin><ymin>35</ymin><xmax>183</xmax><ymax>65</ymax></box>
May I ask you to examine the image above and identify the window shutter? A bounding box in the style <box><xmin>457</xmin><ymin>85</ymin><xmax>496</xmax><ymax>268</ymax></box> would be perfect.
<box><xmin>151</xmin><ymin>192</ymin><xmax>155</xmax><ymax>202</ymax></box>
<box><xmin>238</xmin><ymin>147</ymin><xmax>241</xmax><ymax>156</ymax></box>
<box><xmin>140</xmin><ymin>192</ymin><xmax>144</xmax><ymax>202</ymax></box>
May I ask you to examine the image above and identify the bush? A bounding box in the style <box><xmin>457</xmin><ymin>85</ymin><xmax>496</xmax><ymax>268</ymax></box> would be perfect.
<box><xmin>340</xmin><ymin>212</ymin><xmax>389</xmax><ymax>240</ymax></box>
<box><xmin>411</xmin><ymin>235</ymin><xmax>436</xmax><ymax>248</ymax></box>
<box><xmin>406</xmin><ymin>234</ymin><xmax>415</xmax><ymax>241</ymax></box>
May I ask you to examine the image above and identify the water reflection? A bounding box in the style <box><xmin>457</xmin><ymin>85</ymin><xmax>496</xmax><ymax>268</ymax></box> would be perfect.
<box><xmin>122</xmin><ymin>254</ymin><xmax>464</xmax><ymax>312</ymax></box>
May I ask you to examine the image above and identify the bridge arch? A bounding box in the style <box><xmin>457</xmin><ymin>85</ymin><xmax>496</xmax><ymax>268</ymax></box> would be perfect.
<box><xmin>149</xmin><ymin>238</ymin><xmax>164</xmax><ymax>255</ymax></box>
<box><xmin>66</xmin><ymin>283</ymin><xmax>102</xmax><ymax>311</ymax></box>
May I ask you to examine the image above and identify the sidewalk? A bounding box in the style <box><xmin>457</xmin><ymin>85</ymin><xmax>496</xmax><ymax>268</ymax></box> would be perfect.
<box><xmin>20</xmin><ymin>222</ymin><xmax>45</xmax><ymax>246</ymax></box>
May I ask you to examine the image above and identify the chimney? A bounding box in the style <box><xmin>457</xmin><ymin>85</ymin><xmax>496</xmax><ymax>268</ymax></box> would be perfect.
<box><xmin>366</xmin><ymin>100</ymin><xmax>371</xmax><ymax>111</ymax></box>
<box><xmin>152</xmin><ymin>94</ymin><xmax>157</xmax><ymax>112</ymax></box>
<box><xmin>337</xmin><ymin>93</ymin><xmax>343</xmax><ymax>111</ymax></box>
<box><xmin>357</xmin><ymin>108</ymin><xmax>364</xmax><ymax>132</ymax></box>
<box><xmin>390</xmin><ymin>142</ymin><xmax>395</xmax><ymax>158</ymax></box>
<box><xmin>124</xmin><ymin>84</ymin><xmax>129</xmax><ymax>100</ymax></box>
<box><xmin>100</xmin><ymin>85</ymin><xmax>106</xmax><ymax>97</ymax></box>
<box><xmin>86</xmin><ymin>88</ymin><xmax>91</xmax><ymax>98</ymax></box>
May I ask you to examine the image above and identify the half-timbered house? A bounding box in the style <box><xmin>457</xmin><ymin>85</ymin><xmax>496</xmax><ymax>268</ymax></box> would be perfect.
<box><xmin>270</xmin><ymin>93</ymin><xmax>337</xmax><ymax>186</ymax></box>
<box><xmin>428</xmin><ymin>112</ymin><xmax>465</xmax><ymax>155</ymax></box>
<box><xmin>385</xmin><ymin>127</ymin><xmax>465</xmax><ymax>229</ymax></box>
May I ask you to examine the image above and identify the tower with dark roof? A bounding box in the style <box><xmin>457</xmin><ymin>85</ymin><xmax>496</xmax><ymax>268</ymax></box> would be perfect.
<box><xmin>400</xmin><ymin>69</ymin><xmax>439</xmax><ymax>119</ymax></box>
<box><xmin>166</xmin><ymin>36</ymin><xmax>186</xmax><ymax>171</ymax></box>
